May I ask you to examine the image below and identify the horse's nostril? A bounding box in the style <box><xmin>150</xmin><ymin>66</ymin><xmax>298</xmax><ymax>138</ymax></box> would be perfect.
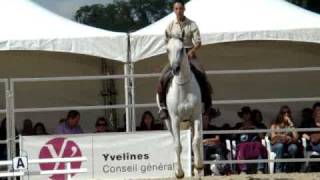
<box><xmin>172</xmin><ymin>66</ymin><xmax>180</xmax><ymax>75</ymax></box>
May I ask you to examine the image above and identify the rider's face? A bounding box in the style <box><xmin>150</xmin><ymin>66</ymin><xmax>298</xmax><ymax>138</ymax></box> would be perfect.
<box><xmin>173</xmin><ymin>3</ymin><xmax>185</xmax><ymax>19</ymax></box>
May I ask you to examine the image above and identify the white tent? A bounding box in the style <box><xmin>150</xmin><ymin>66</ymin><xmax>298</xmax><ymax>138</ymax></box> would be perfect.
<box><xmin>131</xmin><ymin>0</ymin><xmax>320</xmax><ymax>61</ymax></box>
<box><xmin>130</xmin><ymin>0</ymin><xmax>320</xmax><ymax>126</ymax></box>
<box><xmin>0</xmin><ymin>0</ymin><xmax>129</xmax><ymax>133</ymax></box>
<box><xmin>0</xmin><ymin>0</ymin><xmax>127</xmax><ymax>62</ymax></box>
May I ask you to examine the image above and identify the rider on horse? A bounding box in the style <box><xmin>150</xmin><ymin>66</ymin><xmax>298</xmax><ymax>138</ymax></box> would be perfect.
<box><xmin>158</xmin><ymin>0</ymin><xmax>218</xmax><ymax>121</ymax></box>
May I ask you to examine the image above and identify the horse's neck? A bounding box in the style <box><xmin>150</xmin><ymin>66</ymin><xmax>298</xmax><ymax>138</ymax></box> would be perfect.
<box><xmin>175</xmin><ymin>54</ymin><xmax>191</xmax><ymax>85</ymax></box>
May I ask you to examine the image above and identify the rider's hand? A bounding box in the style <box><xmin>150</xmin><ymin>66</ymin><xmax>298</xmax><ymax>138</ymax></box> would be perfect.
<box><xmin>187</xmin><ymin>50</ymin><xmax>196</xmax><ymax>59</ymax></box>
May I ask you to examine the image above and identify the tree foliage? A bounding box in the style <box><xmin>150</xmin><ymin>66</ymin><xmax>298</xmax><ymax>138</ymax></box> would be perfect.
<box><xmin>74</xmin><ymin>0</ymin><xmax>319</xmax><ymax>32</ymax></box>
<box><xmin>75</xmin><ymin>0</ymin><xmax>189</xmax><ymax>32</ymax></box>
<box><xmin>287</xmin><ymin>0</ymin><xmax>320</xmax><ymax>13</ymax></box>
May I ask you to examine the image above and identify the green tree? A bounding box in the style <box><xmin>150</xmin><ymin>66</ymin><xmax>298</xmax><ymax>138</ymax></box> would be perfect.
<box><xmin>287</xmin><ymin>0</ymin><xmax>320</xmax><ymax>13</ymax></box>
<box><xmin>75</xmin><ymin>0</ymin><xmax>189</xmax><ymax>32</ymax></box>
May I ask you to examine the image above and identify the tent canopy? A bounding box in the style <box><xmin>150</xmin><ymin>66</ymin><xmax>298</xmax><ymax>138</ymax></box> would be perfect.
<box><xmin>131</xmin><ymin>0</ymin><xmax>320</xmax><ymax>61</ymax></box>
<box><xmin>0</xmin><ymin>0</ymin><xmax>128</xmax><ymax>62</ymax></box>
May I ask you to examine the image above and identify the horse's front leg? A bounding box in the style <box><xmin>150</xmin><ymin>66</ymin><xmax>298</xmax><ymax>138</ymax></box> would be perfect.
<box><xmin>171</xmin><ymin>116</ymin><xmax>184</xmax><ymax>179</ymax></box>
<box><xmin>193</xmin><ymin>116</ymin><xmax>204</xmax><ymax>176</ymax></box>
<box><xmin>165</xmin><ymin>118</ymin><xmax>174</xmax><ymax>140</ymax></box>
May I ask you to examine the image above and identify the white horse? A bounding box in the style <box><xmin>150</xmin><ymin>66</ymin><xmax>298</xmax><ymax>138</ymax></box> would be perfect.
<box><xmin>157</xmin><ymin>35</ymin><xmax>203</xmax><ymax>178</ymax></box>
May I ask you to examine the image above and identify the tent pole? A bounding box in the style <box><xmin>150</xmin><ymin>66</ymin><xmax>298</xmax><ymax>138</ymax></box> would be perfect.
<box><xmin>127</xmin><ymin>34</ymin><xmax>136</xmax><ymax>132</ymax></box>
<box><xmin>124</xmin><ymin>63</ymin><xmax>131</xmax><ymax>132</ymax></box>
<box><xmin>130</xmin><ymin>62</ymin><xmax>136</xmax><ymax>132</ymax></box>
<box><xmin>124</xmin><ymin>33</ymin><xmax>135</xmax><ymax>132</ymax></box>
<box><xmin>5</xmin><ymin>80</ymin><xmax>12</xmax><ymax>169</ymax></box>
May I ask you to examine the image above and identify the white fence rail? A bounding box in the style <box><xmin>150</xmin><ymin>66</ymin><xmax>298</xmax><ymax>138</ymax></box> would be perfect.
<box><xmin>0</xmin><ymin>66</ymin><xmax>320</xmax><ymax>177</ymax></box>
<box><xmin>0</xmin><ymin>157</ymin><xmax>87</xmax><ymax>179</ymax></box>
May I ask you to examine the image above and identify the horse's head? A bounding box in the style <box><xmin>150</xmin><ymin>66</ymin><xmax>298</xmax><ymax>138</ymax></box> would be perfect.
<box><xmin>166</xmin><ymin>31</ymin><xmax>186</xmax><ymax>76</ymax></box>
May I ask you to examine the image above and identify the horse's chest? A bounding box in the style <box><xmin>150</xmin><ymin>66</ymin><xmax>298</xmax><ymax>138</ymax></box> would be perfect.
<box><xmin>167</xmin><ymin>91</ymin><xmax>198</xmax><ymax>117</ymax></box>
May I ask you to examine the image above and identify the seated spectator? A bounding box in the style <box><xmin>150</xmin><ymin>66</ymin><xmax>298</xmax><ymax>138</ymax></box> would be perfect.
<box><xmin>95</xmin><ymin>117</ymin><xmax>108</xmax><ymax>133</ymax></box>
<box><xmin>270</xmin><ymin>105</ymin><xmax>299</xmax><ymax>173</ymax></box>
<box><xmin>57</xmin><ymin>110</ymin><xmax>83</xmax><ymax>134</ymax></box>
<box><xmin>202</xmin><ymin>113</ymin><xmax>228</xmax><ymax>175</ymax></box>
<box><xmin>299</xmin><ymin>107</ymin><xmax>314</xmax><ymax>138</ymax></box>
<box><xmin>235</xmin><ymin>107</ymin><xmax>266</xmax><ymax>174</ymax></box>
<box><xmin>137</xmin><ymin>111</ymin><xmax>157</xmax><ymax>131</ymax></box>
<box><xmin>33</xmin><ymin>122</ymin><xmax>48</xmax><ymax>135</ymax></box>
<box><xmin>302</xmin><ymin>102</ymin><xmax>320</xmax><ymax>171</ymax></box>
<box><xmin>300</xmin><ymin>107</ymin><xmax>314</xmax><ymax>129</ymax></box>
<box><xmin>21</xmin><ymin>119</ymin><xmax>33</xmax><ymax>136</ymax></box>
<box><xmin>252</xmin><ymin>109</ymin><xmax>267</xmax><ymax>138</ymax></box>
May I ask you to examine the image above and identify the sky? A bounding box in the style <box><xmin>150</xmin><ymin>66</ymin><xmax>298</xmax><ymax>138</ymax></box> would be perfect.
<box><xmin>32</xmin><ymin>0</ymin><xmax>113</xmax><ymax>20</ymax></box>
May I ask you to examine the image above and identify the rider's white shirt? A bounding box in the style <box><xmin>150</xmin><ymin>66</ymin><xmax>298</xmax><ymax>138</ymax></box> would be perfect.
<box><xmin>165</xmin><ymin>17</ymin><xmax>201</xmax><ymax>48</ymax></box>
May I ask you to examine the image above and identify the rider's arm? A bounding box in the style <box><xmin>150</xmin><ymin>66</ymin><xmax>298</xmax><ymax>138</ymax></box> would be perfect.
<box><xmin>188</xmin><ymin>23</ymin><xmax>202</xmax><ymax>57</ymax></box>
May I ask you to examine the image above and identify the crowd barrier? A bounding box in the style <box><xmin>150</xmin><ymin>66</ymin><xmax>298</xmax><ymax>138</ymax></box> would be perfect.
<box><xmin>0</xmin><ymin>66</ymin><xmax>320</xmax><ymax>178</ymax></box>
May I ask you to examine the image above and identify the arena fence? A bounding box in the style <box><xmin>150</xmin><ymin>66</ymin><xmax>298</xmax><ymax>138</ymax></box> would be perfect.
<box><xmin>0</xmin><ymin>157</ymin><xmax>87</xmax><ymax>179</ymax></box>
<box><xmin>1</xmin><ymin>66</ymin><xmax>320</xmax><ymax>176</ymax></box>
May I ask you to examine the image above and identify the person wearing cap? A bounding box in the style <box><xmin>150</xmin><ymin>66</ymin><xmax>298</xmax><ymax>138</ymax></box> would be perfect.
<box><xmin>157</xmin><ymin>0</ymin><xmax>219</xmax><ymax>121</ymax></box>
<box><xmin>234</xmin><ymin>106</ymin><xmax>266</xmax><ymax>174</ymax></box>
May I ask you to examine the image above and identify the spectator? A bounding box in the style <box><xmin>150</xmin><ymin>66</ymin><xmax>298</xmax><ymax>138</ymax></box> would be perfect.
<box><xmin>302</xmin><ymin>102</ymin><xmax>320</xmax><ymax>170</ymax></box>
<box><xmin>235</xmin><ymin>107</ymin><xmax>266</xmax><ymax>174</ymax></box>
<box><xmin>252</xmin><ymin>109</ymin><xmax>267</xmax><ymax>138</ymax></box>
<box><xmin>57</xmin><ymin>110</ymin><xmax>83</xmax><ymax>134</ymax></box>
<box><xmin>270</xmin><ymin>105</ymin><xmax>299</xmax><ymax>173</ymax></box>
<box><xmin>300</xmin><ymin>108</ymin><xmax>314</xmax><ymax>129</ymax></box>
<box><xmin>202</xmin><ymin>113</ymin><xmax>228</xmax><ymax>175</ymax></box>
<box><xmin>33</xmin><ymin>122</ymin><xmax>48</xmax><ymax>135</ymax></box>
<box><xmin>303</xmin><ymin>102</ymin><xmax>320</xmax><ymax>154</ymax></box>
<box><xmin>21</xmin><ymin>119</ymin><xmax>33</xmax><ymax>136</ymax></box>
<box><xmin>95</xmin><ymin>117</ymin><xmax>108</xmax><ymax>133</ymax></box>
<box><xmin>138</xmin><ymin>111</ymin><xmax>157</xmax><ymax>131</ymax></box>
<box><xmin>252</xmin><ymin>109</ymin><xmax>267</xmax><ymax>129</ymax></box>
<box><xmin>221</xmin><ymin>123</ymin><xmax>232</xmax><ymax>140</ymax></box>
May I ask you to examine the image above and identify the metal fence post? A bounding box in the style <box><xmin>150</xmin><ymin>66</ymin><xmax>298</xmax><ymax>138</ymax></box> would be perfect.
<box><xmin>66</xmin><ymin>161</ymin><xmax>72</xmax><ymax>180</ymax></box>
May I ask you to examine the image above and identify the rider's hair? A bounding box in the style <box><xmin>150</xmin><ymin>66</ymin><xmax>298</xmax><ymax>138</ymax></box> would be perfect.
<box><xmin>173</xmin><ymin>0</ymin><xmax>185</xmax><ymax>7</ymax></box>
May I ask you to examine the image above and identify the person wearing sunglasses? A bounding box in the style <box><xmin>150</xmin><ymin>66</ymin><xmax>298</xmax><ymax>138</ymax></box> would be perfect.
<box><xmin>270</xmin><ymin>105</ymin><xmax>299</xmax><ymax>173</ymax></box>
<box><xmin>95</xmin><ymin>117</ymin><xmax>108</xmax><ymax>133</ymax></box>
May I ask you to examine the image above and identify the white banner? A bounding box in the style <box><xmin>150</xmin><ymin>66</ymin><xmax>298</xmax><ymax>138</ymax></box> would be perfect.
<box><xmin>21</xmin><ymin>130</ymin><xmax>191</xmax><ymax>180</ymax></box>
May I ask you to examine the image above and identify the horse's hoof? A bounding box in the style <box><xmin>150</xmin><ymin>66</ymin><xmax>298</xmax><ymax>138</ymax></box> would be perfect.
<box><xmin>175</xmin><ymin>170</ymin><xmax>184</xmax><ymax>179</ymax></box>
<box><xmin>195</xmin><ymin>164</ymin><xmax>204</xmax><ymax>170</ymax></box>
<box><xmin>193</xmin><ymin>167</ymin><xmax>204</xmax><ymax>177</ymax></box>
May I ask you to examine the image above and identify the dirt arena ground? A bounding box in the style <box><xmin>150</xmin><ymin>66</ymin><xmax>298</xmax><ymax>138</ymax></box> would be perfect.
<box><xmin>150</xmin><ymin>173</ymin><xmax>320</xmax><ymax>180</ymax></box>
